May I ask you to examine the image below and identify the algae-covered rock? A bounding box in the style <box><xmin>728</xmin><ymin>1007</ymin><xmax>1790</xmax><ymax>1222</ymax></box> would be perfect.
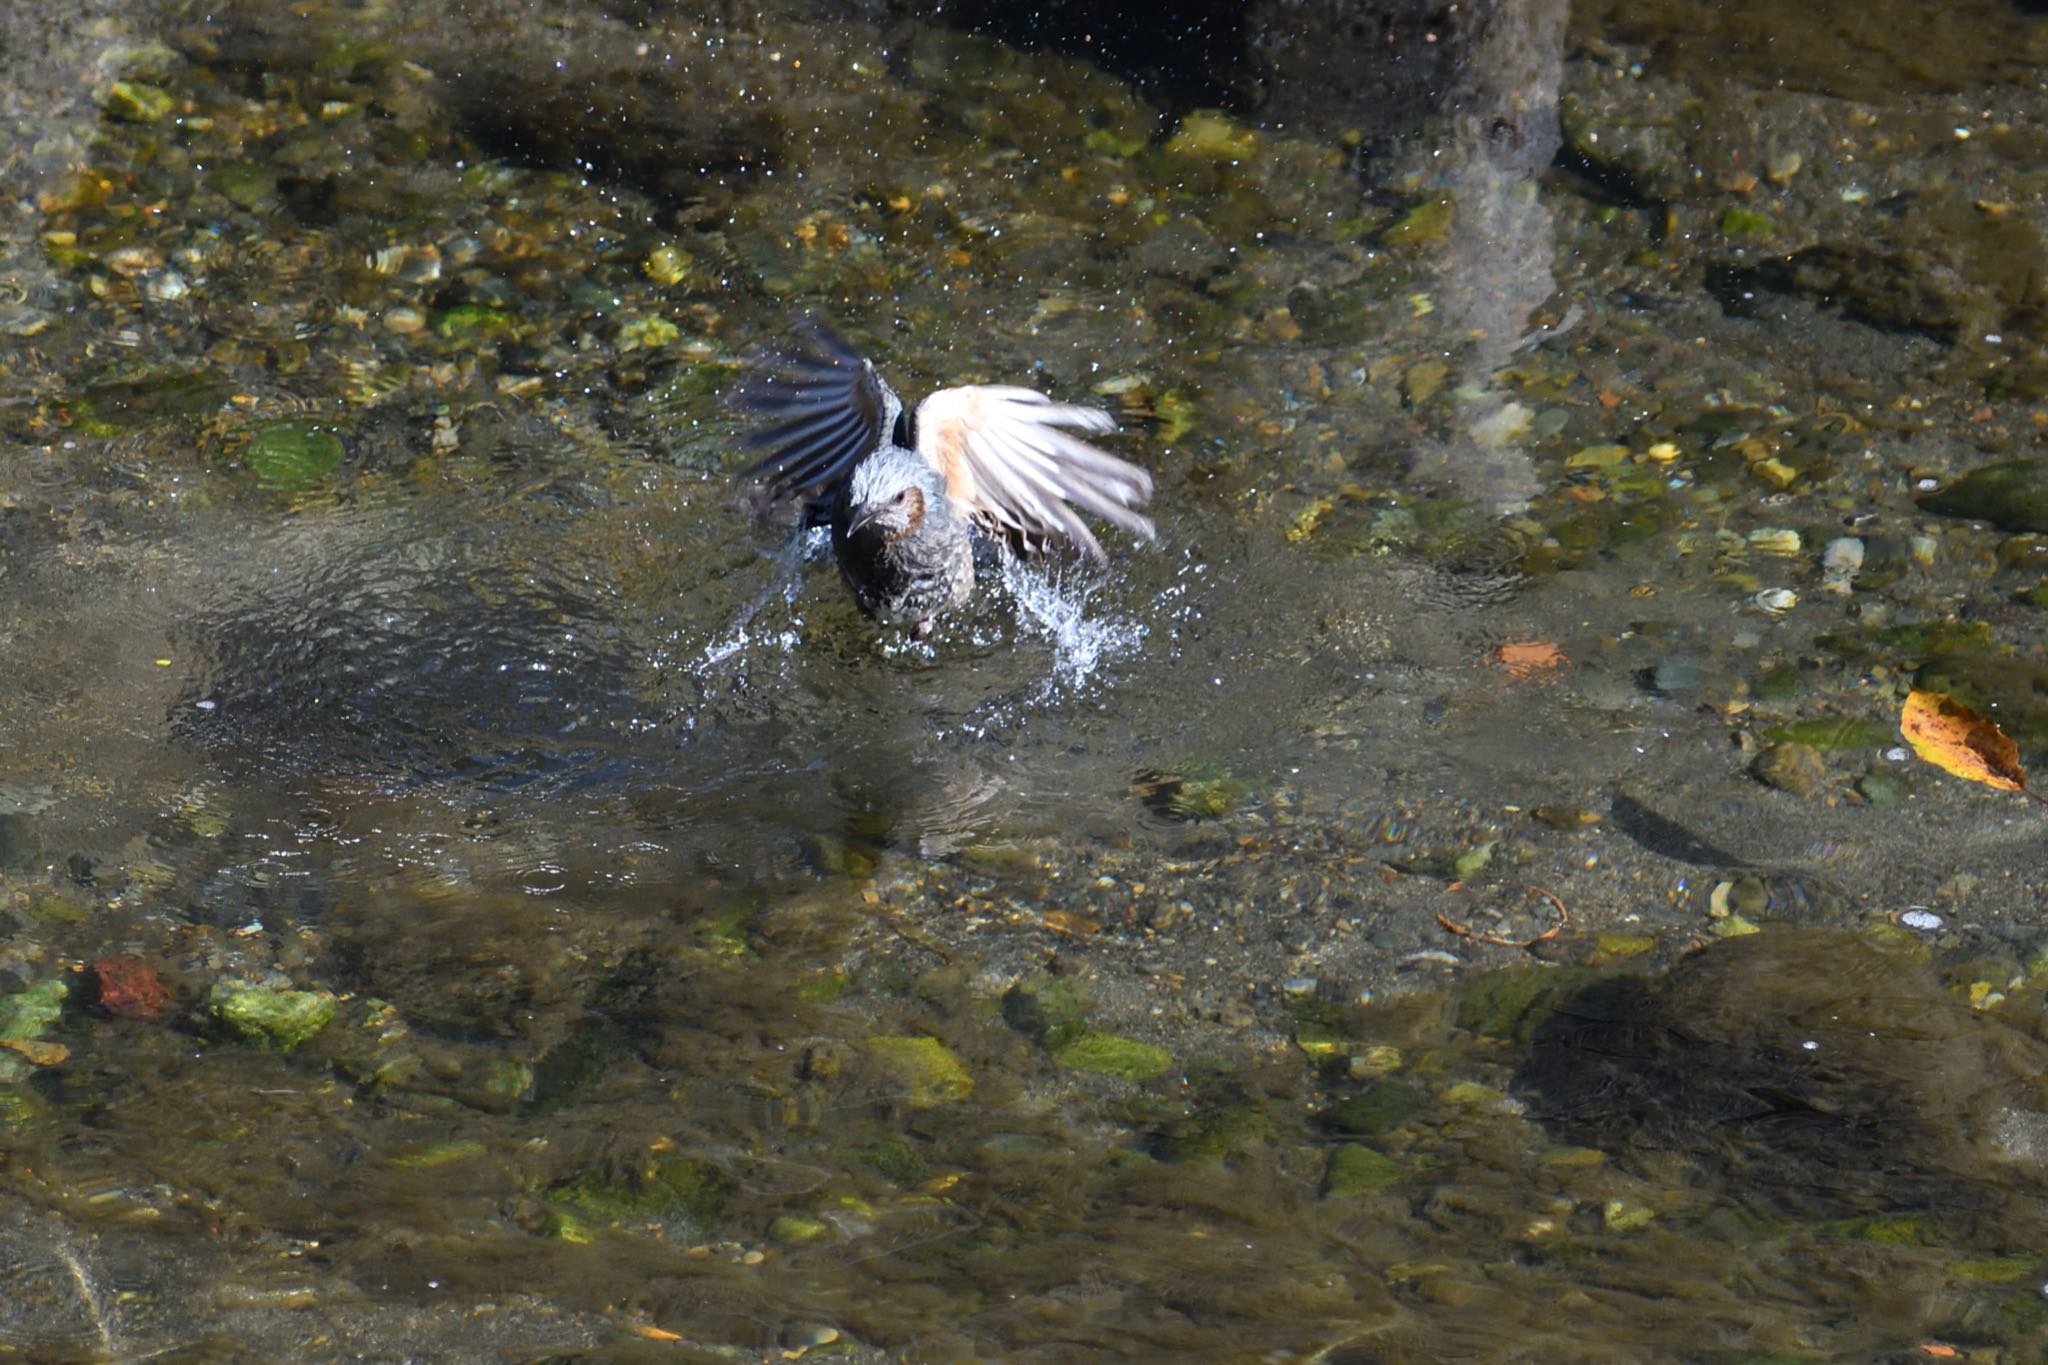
<box><xmin>1454</xmin><ymin>966</ymin><xmax>1591</xmax><ymax>1042</ymax></box>
<box><xmin>1001</xmin><ymin>977</ymin><xmax>1087</xmax><ymax>1038</ymax></box>
<box><xmin>203</xmin><ymin>980</ymin><xmax>337</xmax><ymax>1051</ymax></box>
<box><xmin>1750</xmin><ymin>740</ymin><xmax>1827</xmax><ymax>797</ymax></box>
<box><xmin>1323</xmin><ymin>1144</ymin><xmax>1402</xmax><ymax>1197</ymax></box>
<box><xmin>242</xmin><ymin>421</ymin><xmax>345</xmax><ymax>493</ymax></box>
<box><xmin>1045</xmin><ymin>1029</ymin><xmax>1172</xmax><ymax>1080</ymax></box>
<box><xmin>433</xmin><ymin>304</ymin><xmax>522</xmax><ymax>343</ymax></box>
<box><xmin>1159</xmin><ymin>1102</ymin><xmax>1271</xmax><ymax>1162</ymax></box>
<box><xmin>0</xmin><ymin>979</ymin><xmax>69</xmax><ymax>1082</ymax></box>
<box><xmin>1325</xmin><ymin>1081</ymin><xmax>1427</xmax><ymax>1137</ymax></box>
<box><xmin>1383</xmin><ymin>197</ymin><xmax>1454</xmax><ymax>252</ymax></box>
<box><xmin>859</xmin><ymin>1035</ymin><xmax>975</xmax><ymax>1108</ymax></box>
<box><xmin>1918</xmin><ymin>460</ymin><xmax>2048</xmax><ymax>533</ymax></box>
<box><xmin>105</xmin><ymin>80</ymin><xmax>176</xmax><ymax>123</ymax></box>
<box><xmin>547</xmin><ymin>1156</ymin><xmax>728</xmax><ymax>1240</ymax></box>
<box><xmin>1133</xmin><ymin>764</ymin><xmax>1250</xmax><ymax>820</ymax></box>
<box><xmin>768</xmin><ymin>1214</ymin><xmax>831</xmax><ymax>1244</ymax></box>
<box><xmin>1760</xmin><ymin>718</ymin><xmax>1895</xmax><ymax>751</ymax></box>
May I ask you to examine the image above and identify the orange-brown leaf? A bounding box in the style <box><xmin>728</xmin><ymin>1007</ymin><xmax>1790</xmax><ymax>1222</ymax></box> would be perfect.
<box><xmin>1494</xmin><ymin>639</ymin><xmax>1569</xmax><ymax>680</ymax></box>
<box><xmin>1899</xmin><ymin>689</ymin><xmax>2025</xmax><ymax>792</ymax></box>
<box><xmin>0</xmin><ymin>1037</ymin><xmax>68</xmax><ymax>1067</ymax></box>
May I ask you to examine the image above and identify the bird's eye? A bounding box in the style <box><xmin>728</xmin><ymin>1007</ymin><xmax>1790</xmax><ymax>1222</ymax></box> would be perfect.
<box><xmin>893</xmin><ymin>489</ymin><xmax>911</xmax><ymax>504</ymax></box>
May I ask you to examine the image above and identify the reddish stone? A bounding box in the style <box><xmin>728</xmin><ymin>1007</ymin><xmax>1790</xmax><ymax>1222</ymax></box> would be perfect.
<box><xmin>92</xmin><ymin>955</ymin><xmax>174</xmax><ymax>1020</ymax></box>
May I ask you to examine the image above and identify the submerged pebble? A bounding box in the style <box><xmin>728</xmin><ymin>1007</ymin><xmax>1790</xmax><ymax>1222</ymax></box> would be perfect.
<box><xmin>1820</xmin><ymin>535</ymin><xmax>1865</xmax><ymax>593</ymax></box>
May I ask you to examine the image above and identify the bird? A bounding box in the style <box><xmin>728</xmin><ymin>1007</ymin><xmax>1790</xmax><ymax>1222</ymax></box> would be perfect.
<box><xmin>732</xmin><ymin>320</ymin><xmax>1155</xmax><ymax>637</ymax></box>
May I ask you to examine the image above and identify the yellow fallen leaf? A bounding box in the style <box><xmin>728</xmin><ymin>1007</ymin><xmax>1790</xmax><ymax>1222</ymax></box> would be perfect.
<box><xmin>1899</xmin><ymin>690</ymin><xmax>2025</xmax><ymax>792</ymax></box>
<box><xmin>0</xmin><ymin>1037</ymin><xmax>69</xmax><ymax>1066</ymax></box>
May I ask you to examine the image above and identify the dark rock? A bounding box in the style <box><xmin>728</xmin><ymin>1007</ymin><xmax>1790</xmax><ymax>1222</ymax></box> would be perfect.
<box><xmin>1514</xmin><ymin>931</ymin><xmax>2048</xmax><ymax>1231</ymax></box>
<box><xmin>1919</xmin><ymin>460</ymin><xmax>2048</xmax><ymax>534</ymax></box>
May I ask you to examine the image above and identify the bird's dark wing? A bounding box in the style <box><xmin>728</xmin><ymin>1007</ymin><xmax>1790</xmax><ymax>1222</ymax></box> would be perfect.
<box><xmin>731</xmin><ymin>321</ymin><xmax>901</xmax><ymax>503</ymax></box>
<box><xmin>914</xmin><ymin>385</ymin><xmax>1154</xmax><ymax>562</ymax></box>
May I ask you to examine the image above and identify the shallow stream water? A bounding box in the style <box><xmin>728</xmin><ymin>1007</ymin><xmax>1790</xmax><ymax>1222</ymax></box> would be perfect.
<box><xmin>5</xmin><ymin>0</ymin><xmax>2048</xmax><ymax>1359</ymax></box>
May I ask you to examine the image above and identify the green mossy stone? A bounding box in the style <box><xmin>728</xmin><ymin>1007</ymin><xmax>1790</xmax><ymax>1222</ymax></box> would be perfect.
<box><xmin>1819</xmin><ymin>620</ymin><xmax>1994</xmax><ymax>664</ymax></box>
<box><xmin>642</xmin><ymin>244</ymin><xmax>693</xmax><ymax>286</ymax></box>
<box><xmin>1593</xmin><ymin>932</ymin><xmax>1657</xmax><ymax>960</ymax></box>
<box><xmin>105</xmin><ymin>80</ymin><xmax>175</xmax><ymax>123</ymax></box>
<box><xmin>1323</xmin><ymin>1144</ymin><xmax>1402</xmax><ymax>1196</ymax></box>
<box><xmin>1717</xmin><ymin>208</ymin><xmax>1773</xmax><ymax>237</ymax></box>
<box><xmin>1003</xmin><ymin>978</ymin><xmax>1088</xmax><ymax>1039</ymax></box>
<box><xmin>1326</xmin><ymin>1081</ymin><xmax>1427</xmax><ymax>1137</ymax></box>
<box><xmin>847</xmin><ymin>1138</ymin><xmax>926</xmax><ymax>1185</ymax></box>
<box><xmin>1919</xmin><ymin>460</ymin><xmax>2048</xmax><ymax>533</ymax></box>
<box><xmin>539</xmin><ymin>1207</ymin><xmax>596</xmax><ymax>1243</ymax></box>
<box><xmin>0</xmin><ymin>980</ymin><xmax>68</xmax><ymax>1069</ymax></box>
<box><xmin>210</xmin><ymin>165</ymin><xmax>278</xmax><ymax>211</ymax></box>
<box><xmin>1454</xmin><ymin>966</ymin><xmax>1591</xmax><ymax>1042</ymax></box>
<box><xmin>1750</xmin><ymin>741</ymin><xmax>1827</xmax><ymax>797</ymax></box>
<box><xmin>1761</xmin><ymin>718</ymin><xmax>1895</xmax><ymax>750</ymax></box>
<box><xmin>860</xmin><ymin>1035</ymin><xmax>975</xmax><ymax>1108</ymax></box>
<box><xmin>768</xmin><ymin>1214</ymin><xmax>831</xmax><ymax>1244</ymax></box>
<box><xmin>1816</xmin><ymin>1212</ymin><xmax>1935</xmax><ymax>1245</ymax></box>
<box><xmin>550</xmin><ymin>1158</ymin><xmax>728</xmax><ymax>1234</ymax></box>
<box><xmin>1160</xmin><ymin>1103</ymin><xmax>1270</xmax><ymax>1162</ymax></box>
<box><xmin>243</xmin><ymin>421</ymin><xmax>344</xmax><ymax>493</ymax></box>
<box><xmin>388</xmin><ymin>1138</ymin><xmax>489</xmax><ymax>1169</ymax></box>
<box><xmin>1164</xmin><ymin>110</ymin><xmax>1258</xmax><ymax>160</ymax></box>
<box><xmin>1383</xmin><ymin>198</ymin><xmax>1454</xmax><ymax>252</ymax></box>
<box><xmin>433</xmin><ymin>304</ymin><xmax>521</xmax><ymax>342</ymax></box>
<box><xmin>203</xmin><ymin>980</ymin><xmax>337</xmax><ymax>1051</ymax></box>
<box><xmin>1045</xmin><ymin>1028</ymin><xmax>1173</xmax><ymax>1080</ymax></box>
<box><xmin>1953</xmin><ymin>1253</ymin><xmax>2037</xmax><ymax>1284</ymax></box>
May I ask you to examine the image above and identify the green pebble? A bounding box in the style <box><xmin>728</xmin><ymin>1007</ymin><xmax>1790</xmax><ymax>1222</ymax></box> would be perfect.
<box><xmin>1918</xmin><ymin>460</ymin><xmax>2048</xmax><ymax>534</ymax></box>
<box><xmin>243</xmin><ymin>421</ymin><xmax>344</xmax><ymax>493</ymax></box>
<box><xmin>210</xmin><ymin>165</ymin><xmax>278</xmax><ymax>211</ymax></box>
<box><xmin>1565</xmin><ymin>444</ymin><xmax>1631</xmax><ymax>470</ymax></box>
<box><xmin>1384</xmin><ymin>197</ymin><xmax>1454</xmax><ymax>251</ymax></box>
<box><xmin>1953</xmin><ymin>1253</ymin><xmax>2037</xmax><ymax>1284</ymax></box>
<box><xmin>1717</xmin><ymin>208</ymin><xmax>1773</xmax><ymax>237</ymax></box>
<box><xmin>1539</xmin><ymin>1145</ymin><xmax>1607</xmax><ymax>1168</ymax></box>
<box><xmin>1761</xmin><ymin>718</ymin><xmax>1895</xmax><ymax>751</ymax></box>
<box><xmin>1603</xmin><ymin>1198</ymin><xmax>1657</xmax><ymax>1231</ymax></box>
<box><xmin>550</xmin><ymin>1157</ymin><xmax>727</xmax><ymax>1232</ymax></box>
<box><xmin>388</xmin><ymin>1138</ymin><xmax>490</xmax><ymax>1169</ymax></box>
<box><xmin>1816</xmin><ymin>1212</ymin><xmax>1933</xmax><ymax>1245</ymax></box>
<box><xmin>1045</xmin><ymin>1029</ymin><xmax>1172</xmax><ymax>1080</ymax></box>
<box><xmin>617</xmin><ymin>315</ymin><xmax>680</xmax><ymax>350</ymax></box>
<box><xmin>0</xmin><ymin>980</ymin><xmax>68</xmax><ymax>1056</ymax></box>
<box><xmin>1594</xmin><ymin>932</ymin><xmax>1657</xmax><ymax>960</ymax></box>
<box><xmin>768</xmin><ymin>1214</ymin><xmax>831</xmax><ymax>1244</ymax></box>
<box><xmin>433</xmin><ymin>304</ymin><xmax>521</xmax><ymax>342</ymax></box>
<box><xmin>1323</xmin><ymin>1144</ymin><xmax>1402</xmax><ymax>1196</ymax></box>
<box><xmin>105</xmin><ymin>80</ymin><xmax>175</xmax><ymax>123</ymax></box>
<box><xmin>539</xmin><ymin>1207</ymin><xmax>595</xmax><ymax>1243</ymax></box>
<box><xmin>642</xmin><ymin>244</ymin><xmax>693</xmax><ymax>286</ymax></box>
<box><xmin>1326</xmin><ymin>1081</ymin><xmax>1427</xmax><ymax>1136</ymax></box>
<box><xmin>203</xmin><ymin>980</ymin><xmax>337</xmax><ymax>1051</ymax></box>
<box><xmin>860</xmin><ymin>1035</ymin><xmax>974</xmax><ymax>1107</ymax></box>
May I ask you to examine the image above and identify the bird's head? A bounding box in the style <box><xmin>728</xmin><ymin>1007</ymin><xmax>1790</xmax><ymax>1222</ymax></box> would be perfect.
<box><xmin>846</xmin><ymin>449</ymin><xmax>941</xmax><ymax>542</ymax></box>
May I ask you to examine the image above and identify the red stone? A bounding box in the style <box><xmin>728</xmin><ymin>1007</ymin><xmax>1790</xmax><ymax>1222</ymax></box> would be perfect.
<box><xmin>92</xmin><ymin>955</ymin><xmax>174</xmax><ymax>1020</ymax></box>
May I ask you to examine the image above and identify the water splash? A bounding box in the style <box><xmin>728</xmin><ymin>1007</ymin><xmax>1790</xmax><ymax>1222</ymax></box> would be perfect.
<box><xmin>681</xmin><ymin>530</ymin><xmax>816</xmax><ymax>677</ymax></box>
<box><xmin>999</xmin><ymin>555</ymin><xmax>1145</xmax><ymax>698</ymax></box>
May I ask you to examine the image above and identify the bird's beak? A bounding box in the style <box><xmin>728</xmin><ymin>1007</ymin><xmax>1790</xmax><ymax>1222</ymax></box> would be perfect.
<box><xmin>847</xmin><ymin>504</ymin><xmax>883</xmax><ymax>538</ymax></box>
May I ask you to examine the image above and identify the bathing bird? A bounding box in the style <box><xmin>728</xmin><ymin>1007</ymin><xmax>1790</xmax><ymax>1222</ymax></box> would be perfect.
<box><xmin>733</xmin><ymin>320</ymin><xmax>1154</xmax><ymax>637</ymax></box>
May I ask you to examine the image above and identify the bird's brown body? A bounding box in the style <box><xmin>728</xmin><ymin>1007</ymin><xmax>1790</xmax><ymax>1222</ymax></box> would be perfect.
<box><xmin>734</xmin><ymin>322</ymin><xmax>1154</xmax><ymax>636</ymax></box>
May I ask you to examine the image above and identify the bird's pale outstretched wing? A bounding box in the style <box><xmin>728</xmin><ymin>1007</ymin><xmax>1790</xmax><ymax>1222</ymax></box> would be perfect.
<box><xmin>914</xmin><ymin>385</ymin><xmax>1154</xmax><ymax>562</ymax></box>
<box><xmin>731</xmin><ymin>321</ymin><xmax>901</xmax><ymax>503</ymax></box>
